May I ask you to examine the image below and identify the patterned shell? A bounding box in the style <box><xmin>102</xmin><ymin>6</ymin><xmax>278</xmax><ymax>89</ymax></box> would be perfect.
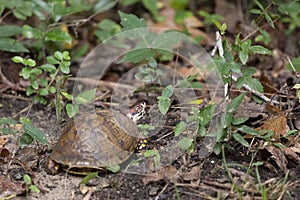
<box><xmin>50</xmin><ymin>109</ymin><xmax>140</xmax><ymax>169</ymax></box>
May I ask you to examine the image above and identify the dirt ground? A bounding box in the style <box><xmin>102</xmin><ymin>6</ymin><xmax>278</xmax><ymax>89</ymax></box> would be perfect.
<box><xmin>0</xmin><ymin>96</ymin><xmax>299</xmax><ymax>200</ymax></box>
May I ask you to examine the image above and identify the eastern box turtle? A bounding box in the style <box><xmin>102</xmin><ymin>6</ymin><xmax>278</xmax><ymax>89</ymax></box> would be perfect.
<box><xmin>46</xmin><ymin>102</ymin><xmax>146</xmax><ymax>175</ymax></box>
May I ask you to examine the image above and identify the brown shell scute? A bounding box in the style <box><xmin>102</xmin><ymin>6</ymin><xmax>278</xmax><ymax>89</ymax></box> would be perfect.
<box><xmin>50</xmin><ymin>109</ymin><xmax>140</xmax><ymax>169</ymax></box>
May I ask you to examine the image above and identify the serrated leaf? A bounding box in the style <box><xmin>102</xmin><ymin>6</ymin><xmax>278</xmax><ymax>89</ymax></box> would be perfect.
<box><xmin>232</xmin><ymin>132</ymin><xmax>250</xmax><ymax>147</ymax></box>
<box><xmin>227</xmin><ymin>93</ymin><xmax>245</xmax><ymax>113</ymax></box>
<box><xmin>239</xmin><ymin>50</ymin><xmax>248</xmax><ymax>64</ymax></box>
<box><xmin>151</xmin><ymin>31</ymin><xmax>183</xmax><ymax>51</ymax></box>
<box><xmin>242</xmin><ymin>67</ymin><xmax>256</xmax><ymax>76</ymax></box>
<box><xmin>249</xmin><ymin>45</ymin><xmax>272</xmax><ymax>55</ymax></box>
<box><xmin>0</xmin><ymin>25</ymin><xmax>22</xmax><ymax>37</ymax></box>
<box><xmin>22</xmin><ymin>25</ymin><xmax>43</xmax><ymax>39</ymax></box>
<box><xmin>178</xmin><ymin>137</ymin><xmax>193</xmax><ymax>151</ymax></box>
<box><xmin>120</xmin><ymin>49</ymin><xmax>154</xmax><ymax>63</ymax></box>
<box><xmin>241</xmin><ymin>39</ymin><xmax>251</xmax><ymax>50</ymax></box>
<box><xmin>174</xmin><ymin>121</ymin><xmax>186</xmax><ymax>137</ymax></box>
<box><xmin>0</xmin><ymin>38</ymin><xmax>29</xmax><ymax>52</ymax></box>
<box><xmin>119</xmin><ymin>11</ymin><xmax>147</xmax><ymax>30</ymax></box>
<box><xmin>23</xmin><ymin>123</ymin><xmax>49</xmax><ymax>145</ymax></box>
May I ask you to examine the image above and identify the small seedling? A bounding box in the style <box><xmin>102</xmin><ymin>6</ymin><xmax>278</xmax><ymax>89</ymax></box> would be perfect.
<box><xmin>23</xmin><ymin>174</ymin><xmax>40</xmax><ymax>195</ymax></box>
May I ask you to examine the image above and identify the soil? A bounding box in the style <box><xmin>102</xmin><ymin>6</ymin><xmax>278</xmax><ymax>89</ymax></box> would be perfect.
<box><xmin>0</xmin><ymin>96</ymin><xmax>299</xmax><ymax>200</ymax></box>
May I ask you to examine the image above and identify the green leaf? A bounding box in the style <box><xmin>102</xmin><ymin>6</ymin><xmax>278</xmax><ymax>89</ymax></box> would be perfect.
<box><xmin>45</xmin><ymin>28</ymin><xmax>72</xmax><ymax>44</ymax></box>
<box><xmin>59</xmin><ymin>62</ymin><xmax>70</xmax><ymax>74</ymax></box>
<box><xmin>48</xmin><ymin>86</ymin><xmax>56</xmax><ymax>94</ymax></box>
<box><xmin>23</xmin><ymin>174</ymin><xmax>32</xmax><ymax>185</ymax></box>
<box><xmin>0</xmin><ymin>25</ymin><xmax>22</xmax><ymax>37</ymax></box>
<box><xmin>198</xmin><ymin>125</ymin><xmax>206</xmax><ymax>137</ymax></box>
<box><xmin>174</xmin><ymin>121</ymin><xmax>186</xmax><ymax>137</ymax></box>
<box><xmin>66</xmin><ymin>103</ymin><xmax>79</xmax><ymax>118</ymax></box>
<box><xmin>250</xmin><ymin>8</ymin><xmax>262</xmax><ymax>15</ymax></box>
<box><xmin>12</xmin><ymin>56</ymin><xmax>24</xmax><ymax>64</ymax></box>
<box><xmin>237</xmin><ymin>76</ymin><xmax>263</xmax><ymax>93</ymax></box>
<box><xmin>61</xmin><ymin>91</ymin><xmax>73</xmax><ymax>100</ymax></box>
<box><xmin>79</xmin><ymin>172</ymin><xmax>98</xmax><ymax>186</ymax></box>
<box><xmin>23</xmin><ymin>123</ymin><xmax>49</xmax><ymax>145</ymax></box>
<box><xmin>105</xmin><ymin>164</ymin><xmax>120</xmax><ymax>173</ymax></box>
<box><xmin>20</xmin><ymin>67</ymin><xmax>31</xmax><ymax>79</ymax></box>
<box><xmin>94</xmin><ymin>0</ymin><xmax>117</xmax><ymax>13</ymax></box>
<box><xmin>39</xmin><ymin>78</ymin><xmax>48</xmax><ymax>87</ymax></box>
<box><xmin>0</xmin><ymin>38</ymin><xmax>29</xmax><ymax>52</ymax></box>
<box><xmin>151</xmin><ymin>31</ymin><xmax>183</xmax><ymax>51</ymax></box>
<box><xmin>25</xmin><ymin>86</ymin><xmax>34</xmax><ymax>96</ymax></box>
<box><xmin>226</xmin><ymin>93</ymin><xmax>245</xmax><ymax>113</ymax></box>
<box><xmin>241</xmin><ymin>39</ymin><xmax>251</xmax><ymax>50</ymax></box>
<box><xmin>237</xmin><ymin>125</ymin><xmax>258</xmax><ymax>135</ymax></box>
<box><xmin>19</xmin><ymin>133</ymin><xmax>34</xmax><ymax>146</ymax></box>
<box><xmin>0</xmin><ymin>118</ymin><xmax>17</xmax><ymax>125</ymax></box>
<box><xmin>0</xmin><ymin>127</ymin><xmax>17</xmax><ymax>135</ymax></box>
<box><xmin>232</xmin><ymin>117</ymin><xmax>248</xmax><ymax>125</ymax></box>
<box><xmin>54</xmin><ymin>51</ymin><xmax>63</xmax><ymax>61</ymax></box>
<box><xmin>46</xmin><ymin>56</ymin><xmax>60</xmax><ymax>65</ymax></box>
<box><xmin>38</xmin><ymin>88</ymin><xmax>48</xmax><ymax>96</ymax></box>
<box><xmin>232</xmin><ymin>132</ymin><xmax>250</xmax><ymax>147</ymax></box>
<box><xmin>40</xmin><ymin>64</ymin><xmax>56</xmax><ymax>72</ymax></box>
<box><xmin>157</xmin><ymin>96</ymin><xmax>170</xmax><ymax>115</ymax></box>
<box><xmin>25</xmin><ymin>58</ymin><xmax>36</xmax><ymax>67</ymax></box>
<box><xmin>120</xmin><ymin>49</ymin><xmax>155</xmax><ymax>63</ymax></box>
<box><xmin>162</xmin><ymin>85</ymin><xmax>174</xmax><ymax>97</ymax></box>
<box><xmin>29</xmin><ymin>185</ymin><xmax>40</xmax><ymax>193</ymax></box>
<box><xmin>221</xmin><ymin>112</ymin><xmax>233</xmax><ymax>128</ymax></box>
<box><xmin>178</xmin><ymin>137</ymin><xmax>193</xmax><ymax>151</ymax></box>
<box><xmin>239</xmin><ymin>50</ymin><xmax>249</xmax><ymax>64</ymax></box>
<box><xmin>75</xmin><ymin>89</ymin><xmax>96</xmax><ymax>104</ymax></box>
<box><xmin>242</xmin><ymin>67</ymin><xmax>256</xmax><ymax>76</ymax></box>
<box><xmin>249</xmin><ymin>45</ymin><xmax>272</xmax><ymax>55</ymax></box>
<box><xmin>253</xmin><ymin>0</ymin><xmax>264</xmax><ymax>11</ymax></box>
<box><xmin>213</xmin><ymin>143</ymin><xmax>222</xmax><ymax>155</ymax></box>
<box><xmin>198</xmin><ymin>104</ymin><xmax>217</xmax><ymax>126</ymax></box>
<box><xmin>119</xmin><ymin>11</ymin><xmax>147</xmax><ymax>30</ymax></box>
<box><xmin>22</xmin><ymin>25</ymin><xmax>43</xmax><ymax>39</ymax></box>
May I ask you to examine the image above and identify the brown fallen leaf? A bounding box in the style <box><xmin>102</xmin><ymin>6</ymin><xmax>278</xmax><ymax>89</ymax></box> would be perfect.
<box><xmin>264</xmin><ymin>145</ymin><xmax>288</xmax><ymax>172</ymax></box>
<box><xmin>182</xmin><ymin>166</ymin><xmax>200</xmax><ymax>181</ymax></box>
<box><xmin>0</xmin><ymin>176</ymin><xmax>24</xmax><ymax>198</ymax></box>
<box><xmin>261</xmin><ymin>115</ymin><xmax>289</xmax><ymax>139</ymax></box>
<box><xmin>142</xmin><ymin>166</ymin><xmax>178</xmax><ymax>185</ymax></box>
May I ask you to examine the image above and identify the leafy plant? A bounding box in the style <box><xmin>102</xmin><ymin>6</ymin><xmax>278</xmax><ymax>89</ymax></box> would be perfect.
<box><xmin>12</xmin><ymin>51</ymin><xmax>71</xmax><ymax>121</ymax></box>
<box><xmin>0</xmin><ymin>117</ymin><xmax>49</xmax><ymax>146</ymax></box>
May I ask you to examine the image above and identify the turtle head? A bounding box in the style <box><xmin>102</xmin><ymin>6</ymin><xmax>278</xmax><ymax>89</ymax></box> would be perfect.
<box><xmin>127</xmin><ymin>101</ymin><xmax>146</xmax><ymax>123</ymax></box>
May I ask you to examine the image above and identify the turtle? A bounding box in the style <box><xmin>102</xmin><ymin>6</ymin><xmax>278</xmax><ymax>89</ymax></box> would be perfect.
<box><xmin>46</xmin><ymin>102</ymin><xmax>146</xmax><ymax>175</ymax></box>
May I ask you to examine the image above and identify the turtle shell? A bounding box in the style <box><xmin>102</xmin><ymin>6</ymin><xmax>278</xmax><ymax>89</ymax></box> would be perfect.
<box><xmin>49</xmin><ymin>109</ymin><xmax>140</xmax><ymax>173</ymax></box>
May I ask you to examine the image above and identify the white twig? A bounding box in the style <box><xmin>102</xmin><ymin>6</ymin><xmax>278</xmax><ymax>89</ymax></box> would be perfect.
<box><xmin>211</xmin><ymin>31</ymin><xmax>280</xmax><ymax>105</ymax></box>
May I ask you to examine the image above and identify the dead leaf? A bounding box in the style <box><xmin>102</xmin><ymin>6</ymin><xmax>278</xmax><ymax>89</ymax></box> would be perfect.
<box><xmin>261</xmin><ymin>115</ymin><xmax>289</xmax><ymax>139</ymax></box>
<box><xmin>0</xmin><ymin>176</ymin><xmax>24</xmax><ymax>198</ymax></box>
<box><xmin>264</xmin><ymin>145</ymin><xmax>288</xmax><ymax>172</ymax></box>
<box><xmin>142</xmin><ymin>166</ymin><xmax>178</xmax><ymax>185</ymax></box>
<box><xmin>182</xmin><ymin>166</ymin><xmax>200</xmax><ymax>181</ymax></box>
